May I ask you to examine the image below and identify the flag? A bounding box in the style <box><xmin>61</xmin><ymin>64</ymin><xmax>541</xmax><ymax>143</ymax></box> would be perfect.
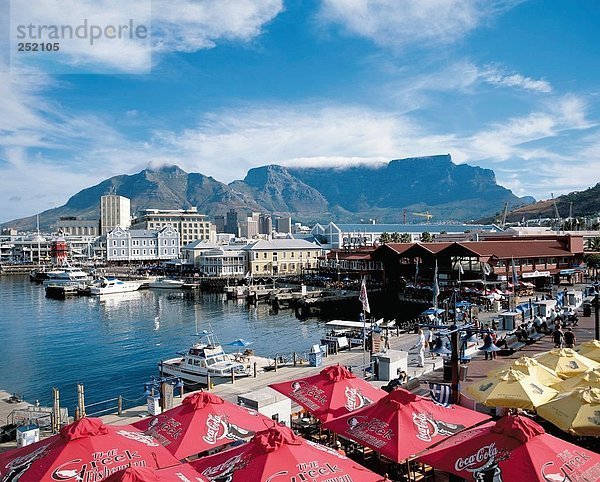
<box><xmin>415</xmin><ymin>259</ymin><xmax>419</xmax><ymax>278</ymax></box>
<box><xmin>511</xmin><ymin>258</ymin><xmax>518</xmax><ymax>287</ymax></box>
<box><xmin>429</xmin><ymin>382</ymin><xmax>452</xmax><ymax>407</ymax></box>
<box><xmin>432</xmin><ymin>260</ymin><xmax>439</xmax><ymax>307</ymax></box>
<box><xmin>458</xmin><ymin>262</ymin><xmax>464</xmax><ymax>275</ymax></box>
<box><xmin>335</xmin><ymin>251</ymin><xmax>339</xmax><ymax>268</ymax></box>
<box><xmin>482</xmin><ymin>262</ymin><xmax>491</xmax><ymax>276</ymax></box>
<box><xmin>359</xmin><ymin>278</ymin><xmax>370</xmax><ymax>313</ymax></box>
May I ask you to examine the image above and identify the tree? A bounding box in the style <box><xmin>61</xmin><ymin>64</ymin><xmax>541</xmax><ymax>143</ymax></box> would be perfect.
<box><xmin>585</xmin><ymin>253</ymin><xmax>600</xmax><ymax>279</ymax></box>
<box><xmin>420</xmin><ymin>232</ymin><xmax>433</xmax><ymax>242</ymax></box>
<box><xmin>380</xmin><ymin>232</ymin><xmax>391</xmax><ymax>244</ymax></box>
<box><xmin>390</xmin><ymin>232</ymin><xmax>401</xmax><ymax>243</ymax></box>
<box><xmin>586</xmin><ymin>237</ymin><xmax>600</xmax><ymax>252</ymax></box>
<box><xmin>400</xmin><ymin>233</ymin><xmax>412</xmax><ymax>243</ymax></box>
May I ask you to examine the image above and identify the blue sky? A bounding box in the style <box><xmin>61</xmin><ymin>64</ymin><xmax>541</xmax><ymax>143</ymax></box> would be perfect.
<box><xmin>1</xmin><ymin>0</ymin><xmax>600</xmax><ymax>223</ymax></box>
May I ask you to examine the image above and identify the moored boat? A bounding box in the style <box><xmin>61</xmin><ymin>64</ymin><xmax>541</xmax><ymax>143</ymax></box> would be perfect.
<box><xmin>161</xmin><ymin>332</ymin><xmax>250</xmax><ymax>385</ymax></box>
<box><xmin>89</xmin><ymin>277</ymin><xmax>143</xmax><ymax>295</ymax></box>
<box><xmin>41</xmin><ymin>267</ymin><xmax>91</xmax><ymax>287</ymax></box>
<box><xmin>148</xmin><ymin>277</ymin><xmax>185</xmax><ymax>289</ymax></box>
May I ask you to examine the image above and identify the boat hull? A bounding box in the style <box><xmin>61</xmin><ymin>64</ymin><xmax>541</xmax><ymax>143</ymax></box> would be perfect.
<box><xmin>160</xmin><ymin>357</ymin><xmax>249</xmax><ymax>385</ymax></box>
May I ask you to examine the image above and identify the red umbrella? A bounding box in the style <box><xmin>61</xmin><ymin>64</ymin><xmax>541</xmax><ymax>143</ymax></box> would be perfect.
<box><xmin>269</xmin><ymin>364</ymin><xmax>385</xmax><ymax>422</ymax></box>
<box><xmin>190</xmin><ymin>424</ymin><xmax>386</xmax><ymax>481</ymax></box>
<box><xmin>132</xmin><ymin>392</ymin><xmax>273</xmax><ymax>459</ymax></box>
<box><xmin>322</xmin><ymin>388</ymin><xmax>490</xmax><ymax>462</ymax></box>
<box><xmin>0</xmin><ymin>417</ymin><xmax>181</xmax><ymax>481</ymax></box>
<box><xmin>418</xmin><ymin>415</ymin><xmax>600</xmax><ymax>482</ymax></box>
<box><xmin>104</xmin><ymin>464</ymin><xmax>207</xmax><ymax>481</ymax></box>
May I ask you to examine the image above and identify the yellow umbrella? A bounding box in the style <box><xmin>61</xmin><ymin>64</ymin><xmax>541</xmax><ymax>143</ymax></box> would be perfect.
<box><xmin>552</xmin><ymin>368</ymin><xmax>600</xmax><ymax>392</ymax></box>
<box><xmin>465</xmin><ymin>368</ymin><xmax>558</xmax><ymax>410</ymax></box>
<box><xmin>534</xmin><ymin>348</ymin><xmax>599</xmax><ymax>379</ymax></box>
<box><xmin>578</xmin><ymin>340</ymin><xmax>600</xmax><ymax>362</ymax></box>
<box><xmin>537</xmin><ymin>387</ymin><xmax>600</xmax><ymax>437</ymax></box>
<box><xmin>499</xmin><ymin>356</ymin><xmax>562</xmax><ymax>386</ymax></box>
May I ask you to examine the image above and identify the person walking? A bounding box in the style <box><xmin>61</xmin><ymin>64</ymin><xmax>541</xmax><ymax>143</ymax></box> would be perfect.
<box><xmin>552</xmin><ymin>326</ymin><xmax>564</xmax><ymax>349</ymax></box>
<box><xmin>426</xmin><ymin>328</ymin><xmax>435</xmax><ymax>359</ymax></box>
<box><xmin>564</xmin><ymin>327</ymin><xmax>576</xmax><ymax>348</ymax></box>
<box><xmin>412</xmin><ymin>328</ymin><xmax>426</xmax><ymax>367</ymax></box>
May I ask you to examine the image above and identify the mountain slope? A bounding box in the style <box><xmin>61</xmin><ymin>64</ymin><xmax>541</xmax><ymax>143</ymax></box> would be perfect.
<box><xmin>2</xmin><ymin>156</ymin><xmax>535</xmax><ymax>231</ymax></box>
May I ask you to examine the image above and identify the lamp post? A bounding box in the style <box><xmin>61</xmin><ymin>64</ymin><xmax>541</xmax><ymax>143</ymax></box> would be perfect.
<box><xmin>425</xmin><ymin>322</ymin><xmax>494</xmax><ymax>404</ymax></box>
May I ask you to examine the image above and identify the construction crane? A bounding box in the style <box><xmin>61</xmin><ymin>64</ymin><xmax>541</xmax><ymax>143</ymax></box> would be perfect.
<box><xmin>551</xmin><ymin>193</ymin><xmax>561</xmax><ymax>231</ymax></box>
<box><xmin>500</xmin><ymin>202</ymin><xmax>509</xmax><ymax>229</ymax></box>
<box><xmin>413</xmin><ymin>211</ymin><xmax>433</xmax><ymax>222</ymax></box>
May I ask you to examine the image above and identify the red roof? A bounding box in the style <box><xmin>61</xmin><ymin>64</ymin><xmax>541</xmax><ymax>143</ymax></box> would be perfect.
<box><xmin>449</xmin><ymin>240</ymin><xmax>575</xmax><ymax>259</ymax></box>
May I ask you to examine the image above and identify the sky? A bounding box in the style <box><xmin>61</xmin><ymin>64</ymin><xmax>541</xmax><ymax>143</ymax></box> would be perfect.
<box><xmin>1</xmin><ymin>0</ymin><xmax>600</xmax><ymax>223</ymax></box>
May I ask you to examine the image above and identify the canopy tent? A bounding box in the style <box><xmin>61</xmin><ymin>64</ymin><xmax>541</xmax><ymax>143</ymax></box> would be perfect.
<box><xmin>104</xmin><ymin>464</ymin><xmax>207</xmax><ymax>482</ymax></box>
<box><xmin>133</xmin><ymin>392</ymin><xmax>273</xmax><ymax>459</ymax></box>
<box><xmin>465</xmin><ymin>368</ymin><xmax>558</xmax><ymax>410</ymax></box>
<box><xmin>322</xmin><ymin>388</ymin><xmax>489</xmax><ymax>463</ymax></box>
<box><xmin>499</xmin><ymin>356</ymin><xmax>562</xmax><ymax>387</ymax></box>
<box><xmin>418</xmin><ymin>415</ymin><xmax>600</xmax><ymax>481</ymax></box>
<box><xmin>0</xmin><ymin>418</ymin><xmax>180</xmax><ymax>482</ymax></box>
<box><xmin>537</xmin><ymin>387</ymin><xmax>600</xmax><ymax>437</ymax></box>
<box><xmin>190</xmin><ymin>425</ymin><xmax>385</xmax><ymax>482</ymax></box>
<box><xmin>535</xmin><ymin>348</ymin><xmax>599</xmax><ymax>379</ymax></box>
<box><xmin>269</xmin><ymin>364</ymin><xmax>385</xmax><ymax>423</ymax></box>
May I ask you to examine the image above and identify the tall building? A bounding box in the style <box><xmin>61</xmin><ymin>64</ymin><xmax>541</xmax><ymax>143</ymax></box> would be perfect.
<box><xmin>239</xmin><ymin>217</ymin><xmax>259</xmax><ymax>238</ymax></box>
<box><xmin>130</xmin><ymin>207</ymin><xmax>215</xmax><ymax>247</ymax></box>
<box><xmin>259</xmin><ymin>214</ymin><xmax>272</xmax><ymax>235</ymax></box>
<box><xmin>57</xmin><ymin>217</ymin><xmax>99</xmax><ymax>236</ymax></box>
<box><xmin>275</xmin><ymin>216</ymin><xmax>292</xmax><ymax>234</ymax></box>
<box><xmin>214</xmin><ymin>215</ymin><xmax>226</xmax><ymax>233</ymax></box>
<box><xmin>225</xmin><ymin>209</ymin><xmax>239</xmax><ymax>236</ymax></box>
<box><xmin>100</xmin><ymin>195</ymin><xmax>131</xmax><ymax>236</ymax></box>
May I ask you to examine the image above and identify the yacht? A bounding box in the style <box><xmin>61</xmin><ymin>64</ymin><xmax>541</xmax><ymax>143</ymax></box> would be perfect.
<box><xmin>89</xmin><ymin>278</ymin><xmax>143</xmax><ymax>295</ymax></box>
<box><xmin>42</xmin><ymin>267</ymin><xmax>90</xmax><ymax>287</ymax></box>
<box><xmin>161</xmin><ymin>332</ymin><xmax>250</xmax><ymax>385</ymax></box>
<box><xmin>148</xmin><ymin>277</ymin><xmax>185</xmax><ymax>289</ymax></box>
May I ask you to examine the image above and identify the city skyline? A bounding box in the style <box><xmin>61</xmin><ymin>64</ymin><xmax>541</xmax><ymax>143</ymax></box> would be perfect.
<box><xmin>1</xmin><ymin>0</ymin><xmax>600</xmax><ymax>223</ymax></box>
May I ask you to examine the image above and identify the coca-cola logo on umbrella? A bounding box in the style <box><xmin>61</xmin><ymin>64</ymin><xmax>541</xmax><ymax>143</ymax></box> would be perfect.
<box><xmin>201</xmin><ymin>453</ymin><xmax>247</xmax><ymax>481</ymax></box>
<box><xmin>344</xmin><ymin>386</ymin><xmax>372</xmax><ymax>412</ymax></box>
<box><xmin>203</xmin><ymin>413</ymin><xmax>251</xmax><ymax>445</ymax></box>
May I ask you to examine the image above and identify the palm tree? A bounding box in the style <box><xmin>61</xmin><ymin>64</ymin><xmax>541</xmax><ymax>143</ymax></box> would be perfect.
<box><xmin>390</xmin><ymin>232</ymin><xmax>402</xmax><ymax>243</ymax></box>
<box><xmin>585</xmin><ymin>253</ymin><xmax>600</xmax><ymax>280</ymax></box>
<box><xmin>420</xmin><ymin>232</ymin><xmax>433</xmax><ymax>242</ymax></box>
<box><xmin>380</xmin><ymin>232</ymin><xmax>391</xmax><ymax>244</ymax></box>
<box><xmin>586</xmin><ymin>237</ymin><xmax>600</xmax><ymax>252</ymax></box>
<box><xmin>400</xmin><ymin>233</ymin><xmax>412</xmax><ymax>243</ymax></box>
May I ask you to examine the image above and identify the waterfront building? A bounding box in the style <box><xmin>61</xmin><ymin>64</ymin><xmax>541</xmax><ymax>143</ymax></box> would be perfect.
<box><xmin>321</xmin><ymin>247</ymin><xmax>383</xmax><ymax>281</ymax></box>
<box><xmin>311</xmin><ymin>222</ymin><xmax>501</xmax><ymax>250</ymax></box>
<box><xmin>197</xmin><ymin>246</ymin><xmax>247</xmax><ymax>277</ymax></box>
<box><xmin>57</xmin><ymin>217</ymin><xmax>100</xmax><ymax>236</ymax></box>
<box><xmin>131</xmin><ymin>207</ymin><xmax>216</xmax><ymax>247</ymax></box>
<box><xmin>100</xmin><ymin>194</ymin><xmax>131</xmax><ymax>236</ymax></box>
<box><xmin>181</xmin><ymin>240</ymin><xmax>219</xmax><ymax>265</ymax></box>
<box><xmin>106</xmin><ymin>226</ymin><xmax>180</xmax><ymax>262</ymax></box>
<box><xmin>244</xmin><ymin>238</ymin><xmax>321</xmax><ymax>275</ymax></box>
<box><xmin>373</xmin><ymin>235</ymin><xmax>586</xmax><ymax>290</ymax></box>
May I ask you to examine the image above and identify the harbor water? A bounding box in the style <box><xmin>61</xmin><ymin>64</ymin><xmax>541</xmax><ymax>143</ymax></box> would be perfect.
<box><xmin>0</xmin><ymin>275</ymin><xmax>324</xmax><ymax>411</ymax></box>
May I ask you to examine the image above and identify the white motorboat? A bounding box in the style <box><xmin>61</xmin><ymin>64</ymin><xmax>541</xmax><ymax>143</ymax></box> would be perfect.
<box><xmin>89</xmin><ymin>278</ymin><xmax>143</xmax><ymax>295</ymax></box>
<box><xmin>148</xmin><ymin>277</ymin><xmax>185</xmax><ymax>289</ymax></box>
<box><xmin>161</xmin><ymin>332</ymin><xmax>250</xmax><ymax>385</ymax></box>
<box><xmin>42</xmin><ymin>267</ymin><xmax>90</xmax><ymax>287</ymax></box>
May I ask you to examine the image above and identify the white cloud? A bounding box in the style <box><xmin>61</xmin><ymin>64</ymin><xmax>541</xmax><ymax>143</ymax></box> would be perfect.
<box><xmin>153</xmin><ymin>0</ymin><xmax>284</xmax><ymax>52</ymax></box>
<box><xmin>480</xmin><ymin>65</ymin><xmax>552</xmax><ymax>93</ymax></box>
<box><xmin>319</xmin><ymin>0</ymin><xmax>520</xmax><ymax>49</ymax></box>
<box><xmin>9</xmin><ymin>0</ymin><xmax>284</xmax><ymax>73</ymax></box>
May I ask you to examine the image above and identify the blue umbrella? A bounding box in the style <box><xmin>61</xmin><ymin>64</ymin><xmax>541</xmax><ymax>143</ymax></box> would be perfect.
<box><xmin>226</xmin><ymin>339</ymin><xmax>253</xmax><ymax>347</ymax></box>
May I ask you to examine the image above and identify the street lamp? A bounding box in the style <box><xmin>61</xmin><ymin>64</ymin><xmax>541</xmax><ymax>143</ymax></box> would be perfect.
<box><xmin>425</xmin><ymin>323</ymin><xmax>493</xmax><ymax>404</ymax></box>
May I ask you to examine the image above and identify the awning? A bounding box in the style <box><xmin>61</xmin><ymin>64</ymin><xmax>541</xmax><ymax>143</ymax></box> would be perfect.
<box><xmin>559</xmin><ymin>269</ymin><xmax>577</xmax><ymax>275</ymax></box>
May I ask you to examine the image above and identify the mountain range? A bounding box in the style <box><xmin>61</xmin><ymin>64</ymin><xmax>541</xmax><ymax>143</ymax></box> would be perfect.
<box><xmin>3</xmin><ymin>155</ymin><xmax>535</xmax><ymax>231</ymax></box>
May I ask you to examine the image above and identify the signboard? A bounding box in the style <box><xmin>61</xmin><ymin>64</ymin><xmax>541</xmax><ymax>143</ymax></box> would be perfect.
<box><xmin>147</xmin><ymin>395</ymin><xmax>160</xmax><ymax>415</ymax></box>
<box><xmin>522</xmin><ymin>270</ymin><xmax>551</xmax><ymax>278</ymax></box>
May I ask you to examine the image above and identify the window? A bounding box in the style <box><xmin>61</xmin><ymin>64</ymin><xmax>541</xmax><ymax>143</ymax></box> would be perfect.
<box><xmin>263</xmin><ymin>252</ymin><xmax>267</xmax><ymax>259</ymax></box>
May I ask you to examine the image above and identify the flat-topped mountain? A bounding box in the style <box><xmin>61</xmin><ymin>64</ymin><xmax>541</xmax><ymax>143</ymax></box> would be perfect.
<box><xmin>2</xmin><ymin>155</ymin><xmax>534</xmax><ymax>231</ymax></box>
